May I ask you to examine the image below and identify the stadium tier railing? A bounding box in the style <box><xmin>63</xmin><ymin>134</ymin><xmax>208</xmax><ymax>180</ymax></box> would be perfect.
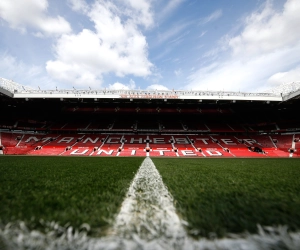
<box><xmin>2</xmin><ymin>77</ymin><xmax>295</xmax><ymax>101</ymax></box>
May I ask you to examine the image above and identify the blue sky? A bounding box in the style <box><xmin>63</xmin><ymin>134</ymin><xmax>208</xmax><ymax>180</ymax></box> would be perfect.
<box><xmin>1</xmin><ymin>0</ymin><xmax>299</xmax><ymax>92</ymax></box>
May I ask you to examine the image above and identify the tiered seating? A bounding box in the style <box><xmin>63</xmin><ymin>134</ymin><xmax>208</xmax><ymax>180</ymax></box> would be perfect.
<box><xmin>265</xmin><ymin>134</ymin><xmax>294</xmax><ymax>157</ymax></box>
<box><xmin>187</xmin><ymin>136</ymin><xmax>225</xmax><ymax>157</ymax></box>
<box><xmin>277</xmin><ymin>121</ymin><xmax>300</xmax><ymax>131</ymax></box>
<box><xmin>28</xmin><ymin>147</ymin><xmax>65</xmax><ymax>156</ymax></box>
<box><xmin>205</xmin><ymin>123</ymin><xmax>232</xmax><ymax>133</ymax></box>
<box><xmin>1</xmin><ymin>131</ymin><xmax>299</xmax><ymax>157</ymax></box>
<box><xmin>111</xmin><ymin>120</ymin><xmax>133</xmax><ymax>131</ymax></box>
<box><xmin>40</xmin><ymin>134</ymin><xmax>75</xmax><ymax>147</ymax></box>
<box><xmin>171</xmin><ymin>135</ymin><xmax>203</xmax><ymax>157</ymax></box>
<box><xmin>187</xmin><ymin>135</ymin><xmax>269</xmax><ymax>157</ymax></box>
<box><xmin>194</xmin><ymin>123</ymin><xmax>209</xmax><ymax>132</ymax></box>
<box><xmin>182</xmin><ymin>121</ymin><xmax>197</xmax><ymax>131</ymax></box>
<box><xmin>249</xmin><ymin>123</ymin><xmax>278</xmax><ymax>132</ymax></box>
<box><xmin>86</xmin><ymin>121</ymin><xmax>113</xmax><ymax>130</ymax></box>
<box><xmin>147</xmin><ymin>135</ymin><xmax>174</xmax><ymax>156</ymax></box>
<box><xmin>0</xmin><ymin>120</ymin><xmax>15</xmax><ymax>129</ymax></box>
<box><xmin>75</xmin><ymin>135</ymin><xmax>107</xmax><ymax>147</ymax></box>
<box><xmin>136</xmin><ymin>120</ymin><xmax>159</xmax><ymax>131</ymax></box>
<box><xmin>160</xmin><ymin>120</ymin><xmax>184</xmax><ymax>132</ymax></box>
<box><xmin>113</xmin><ymin>135</ymin><xmax>145</xmax><ymax>156</ymax></box>
<box><xmin>248</xmin><ymin>135</ymin><xmax>274</xmax><ymax>148</ymax></box>
<box><xmin>14</xmin><ymin>134</ymin><xmax>46</xmax><ymax>147</ymax></box>
<box><xmin>63</xmin><ymin>121</ymin><xmax>90</xmax><ymax>130</ymax></box>
<box><xmin>16</xmin><ymin>120</ymin><xmax>47</xmax><ymax>130</ymax></box>
<box><xmin>0</xmin><ymin>132</ymin><xmax>20</xmax><ymax>147</ymax></box>
<box><xmin>122</xmin><ymin>135</ymin><xmax>146</xmax><ymax>150</ymax></box>
<box><xmin>227</xmin><ymin>123</ymin><xmax>245</xmax><ymax>132</ymax></box>
<box><xmin>4</xmin><ymin>147</ymin><xmax>34</xmax><ymax>155</ymax></box>
<box><xmin>50</xmin><ymin>121</ymin><xmax>67</xmax><ymax>130</ymax></box>
<box><xmin>209</xmin><ymin>136</ymin><xmax>242</xmax><ymax>149</ymax></box>
<box><xmin>271</xmin><ymin>135</ymin><xmax>293</xmax><ymax>151</ymax></box>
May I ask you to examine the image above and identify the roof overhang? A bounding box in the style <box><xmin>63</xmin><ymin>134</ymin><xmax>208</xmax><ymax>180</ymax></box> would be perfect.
<box><xmin>0</xmin><ymin>77</ymin><xmax>289</xmax><ymax>102</ymax></box>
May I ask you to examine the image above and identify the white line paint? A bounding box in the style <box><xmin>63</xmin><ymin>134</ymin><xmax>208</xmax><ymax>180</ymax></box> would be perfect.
<box><xmin>110</xmin><ymin>157</ymin><xmax>188</xmax><ymax>246</ymax></box>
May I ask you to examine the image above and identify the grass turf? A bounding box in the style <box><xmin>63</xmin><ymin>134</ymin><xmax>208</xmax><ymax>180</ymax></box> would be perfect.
<box><xmin>152</xmin><ymin>158</ymin><xmax>300</xmax><ymax>238</ymax></box>
<box><xmin>1</xmin><ymin>156</ymin><xmax>300</xmax><ymax>239</ymax></box>
<box><xmin>0</xmin><ymin>156</ymin><xmax>143</xmax><ymax>236</ymax></box>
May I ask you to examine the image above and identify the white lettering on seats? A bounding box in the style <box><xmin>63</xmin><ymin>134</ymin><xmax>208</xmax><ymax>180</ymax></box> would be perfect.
<box><xmin>206</xmin><ymin>150</ymin><xmax>222</xmax><ymax>156</ymax></box>
<box><xmin>243</xmin><ymin>139</ymin><xmax>256</xmax><ymax>145</ymax></box>
<box><xmin>181</xmin><ymin>150</ymin><xmax>197</xmax><ymax>156</ymax></box>
<box><xmin>25</xmin><ymin>137</ymin><xmax>39</xmax><ymax>143</ymax></box>
<box><xmin>175</xmin><ymin>138</ymin><xmax>189</xmax><ymax>144</ymax></box>
<box><xmin>153</xmin><ymin>149</ymin><xmax>170</xmax><ymax>155</ymax></box>
<box><xmin>58</xmin><ymin>137</ymin><xmax>74</xmax><ymax>143</ymax></box>
<box><xmin>221</xmin><ymin>139</ymin><xmax>236</xmax><ymax>145</ymax></box>
<box><xmin>83</xmin><ymin>137</ymin><xmax>99</xmax><ymax>144</ymax></box>
<box><xmin>153</xmin><ymin>138</ymin><xmax>166</xmax><ymax>143</ymax></box>
<box><xmin>107</xmin><ymin>137</ymin><xmax>121</xmax><ymax>143</ymax></box>
<box><xmin>25</xmin><ymin>137</ymin><xmax>52</xmax><ymax>143</ymax></box>
<box><xmin>130</xmin><ymin>138</ymin><xmax>143</xmax><ymax>143</ymax></box>
<box><xmin>196</xmin><ymin>138</ymin><xmax>210</xmax><ymax>144</ymax></box>
<box><xmin>131</xmin><ymin>150</ymin><xmax>136</xmax><ymax>155</ymax></box>
<box><xmin>97</xmin><ymin>150</ymin><xmax>113</xmax><ymax>155</ymax></box>
<box><xmin>70</xmin><ymin>149</ymin><xmax>89</xmax><ymax>155</ymax></box>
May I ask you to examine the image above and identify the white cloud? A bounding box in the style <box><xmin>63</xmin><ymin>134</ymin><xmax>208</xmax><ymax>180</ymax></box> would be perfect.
<box><xmin>0</xmin><ymin>53</ymin><xmax>57</xmax><ymax>89</ymax></box>
<box><xmin>187</xmin><ymin>0</ymin><xmax>300</xmax><ymax>92</ymax></box>
<box><xmin>198</xmin><ymin>31</ymin><xmax>207</xmax><ymax>38</ymax></box>
<box><xmin>267</xmin><ymin>65</ymin><xmax>300</xmax><ymax>86</ymax></box>
<box><xmin>146</xmin><ymin>84</ymin><xmax>169</xmax><ymax>91</ymax></box>
<box><xmin>157</xmin><ymin>0</ymin><xmax>185</xmax><ymax>21</ymax></box>
<box><xmin>126</xmin><ymin>0</ymin><xmax>153</xmax><ymax>28</ymax></box>
<box><xmin>155</xmin><ymin>21</ymin><xmax>191</xmax><ymax>47</ymax></box>
<box><xmin>229</xmin><ymin>0</ymin><xmax>300</xmax><ymax>57</ymax></box>
<box><xmin>108</xmin><ymin>79</ymin><xmax>136</xmax><ymax>90</ymax></box>
<box><xmin>47</xmin><ymin>0</ymin><xmax>153</xmax><ymax>88</ymax></box>
<box><xmin>68</xmin><ymin>0</ymin><xmax>88</xmax><ymax>12</ymax></box>
<box><xmin>200</xmin><ymin>9</ymin><xmax>222</xmax><ymax>25</ymax></box>
<box><xmin>0</xmin><ymin>0</ymin><xmax>71</xmax><ymax>36</ymax></box>
<box><xmin>188</xmin><ymin>45</ymin><xmax>300</xmax><ymax>91</ymax></box>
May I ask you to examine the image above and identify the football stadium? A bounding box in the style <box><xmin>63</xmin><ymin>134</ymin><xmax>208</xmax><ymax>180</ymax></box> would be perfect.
<box><xmin>1</xmin><ymin>77</ymin><xmax>300</xmax><ymax>249</ymax></box>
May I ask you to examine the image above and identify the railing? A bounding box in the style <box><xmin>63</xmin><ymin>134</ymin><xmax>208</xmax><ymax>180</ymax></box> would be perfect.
<box><xmin>1</xmin><ymin>77</ymin><xmax>299</xmax><ymax>100</ymax></box>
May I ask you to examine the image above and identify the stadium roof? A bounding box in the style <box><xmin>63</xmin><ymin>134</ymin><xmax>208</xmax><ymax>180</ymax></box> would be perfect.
<box><xmin>1</xmin><ymin>77</ymin><xmax>300</xmax><ymax>102</ymax></box>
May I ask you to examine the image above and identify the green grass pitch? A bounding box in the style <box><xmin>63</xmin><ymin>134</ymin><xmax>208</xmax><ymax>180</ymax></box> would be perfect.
<box><xmin>0</xmin><ymin>156</ymin><xmax>299</xmax><ymax>238</ymax></box>
<box><xmin>0</xmin><ymin>156</ymin><xmax>143</xmax><ymax>236</ymax></box>
<box><xmin>153</xmin><ymin>158</ymin><xmax>300</xmax><ymax>237</ymax></box>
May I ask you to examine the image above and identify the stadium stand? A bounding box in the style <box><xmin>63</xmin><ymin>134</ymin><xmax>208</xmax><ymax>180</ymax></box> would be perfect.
<box><xmin>1</xmin><ymin>80</ymin><xmax>300</xmax><ymax>157</ymax></box>
<box><xmin>1</xmin><ymin>131</ymin><xmax>300</xmax><ymax>157</ymax></box>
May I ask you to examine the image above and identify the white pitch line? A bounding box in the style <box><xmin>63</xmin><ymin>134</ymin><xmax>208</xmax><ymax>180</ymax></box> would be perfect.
<box><xmin>109</xmin><ymin>157</ymin><xmax>188</xmax><ymax>247</ymax></box>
